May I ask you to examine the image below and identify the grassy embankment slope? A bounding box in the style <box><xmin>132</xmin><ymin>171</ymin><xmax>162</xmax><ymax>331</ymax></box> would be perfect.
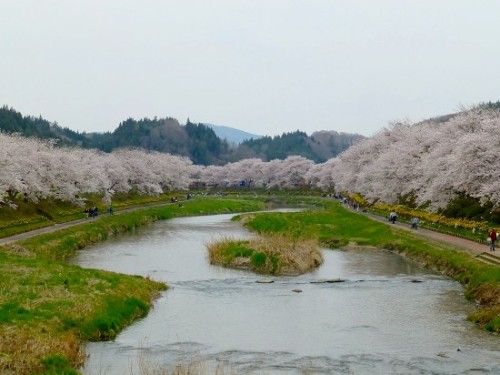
<box><xmin>241</xmin><ymin>199</ymin><xmax>500</xmax><ymax>333</ymax></box>
<box><xmin>0</xmin><ymin>196</ymin><xmax>264</xmax><ymax>374</ymax></box>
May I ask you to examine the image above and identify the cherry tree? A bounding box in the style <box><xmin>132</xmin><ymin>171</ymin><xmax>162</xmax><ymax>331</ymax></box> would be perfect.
<box><xmin>199</xmin><ymin>164</ymin><xmax>226</xmax><ymax>188</ymax></box>
<box><xmin>417</xmin><ymin>109</ymin><xmax>500</xmax><ymax>208</ymax></box>
<box><xmin>0</xmin><ymin>134</ymin><xmax>57</xmax><ymax>203</ymax></box>
<box><xmin>223</xmin><ymin>158</ymin><xmax>264</xmax><ymax>188</ymax></box>
<box><xmin>305</xmin><ymin>158</ymin><xmax>338</xmax><ymax>191</ymax></box>
<box><xmin>276</xmin><ymin>156</ymin><xmax>315</xmax><ymax>189</ymax></box>
<box><xmin>153</xmin><ymin>151</ymin><xmax>193</xmax><ymax>191</ymax></box>
<box><xmin>100</xmin><ymin>152</ymin><xmax>132</xmax><ymax>200</ymax></box>
<box><xmin>260</xmin><ymin>159</ymin><xmax>283</xmax><ymax>189</ymax></box>
<box><xmin>112</xmin><ymin>149</ymin><xmax>164</xmax><ymax>195</ymax></box>
<box><xmin>0</xmin><ymin>133</ymin><xmax>31</xmax><ymax>202</ymax></box>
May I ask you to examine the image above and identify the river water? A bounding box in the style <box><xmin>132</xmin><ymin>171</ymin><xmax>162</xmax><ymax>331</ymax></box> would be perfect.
<box><xmin>72</xmin><ymin>212</ymin><xmax>500</xmax><ymax>374</ymax></box>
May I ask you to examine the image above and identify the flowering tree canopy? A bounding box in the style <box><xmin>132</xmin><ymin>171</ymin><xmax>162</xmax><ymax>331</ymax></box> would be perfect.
<box><xmin>0</xmin><ymin>133</ymin><xmax>193</xmax><ymax>205</ymax></box>
<box><xmin>328</xmin><ymin>107</ymin><xmax>500</xmax><ymax>209</ymax></box>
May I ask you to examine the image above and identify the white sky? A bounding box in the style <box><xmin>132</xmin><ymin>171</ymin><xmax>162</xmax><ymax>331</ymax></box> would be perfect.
<box><xmin>1</xmin><ymin>1</ymin><xmax>499</xmax><ymax>137</ymax></box>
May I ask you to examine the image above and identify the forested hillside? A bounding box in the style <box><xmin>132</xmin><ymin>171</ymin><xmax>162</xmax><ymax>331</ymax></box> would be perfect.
<box><xmin>0</xmin><ymin>106</ymin><xmax>362</xmax><ymax>165</ymax></box>
<box><xmin>229</xmin><ymin>131</ymin><xmax>364</xmax><ymax>163</ymax></box>
<box><xmin>0</xmin><ymin>105</ymin><xmax>91</xmax><ymax>147</ymax></box>
<box><xmin>102</xmin><ymin>117</ymin><xmax>231</xmax><ymax>165</ymax></box>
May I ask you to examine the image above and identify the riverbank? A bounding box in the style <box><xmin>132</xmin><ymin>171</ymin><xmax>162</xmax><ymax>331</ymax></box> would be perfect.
<box><xmin>242</xmin><ymin>200</ymin><xmax>500</xmax><ymax>333</ymax></box>
<box><xmin>0</xmin><ymin>197</ymin><xmax>265</xmax><ymax>374</ymax></box>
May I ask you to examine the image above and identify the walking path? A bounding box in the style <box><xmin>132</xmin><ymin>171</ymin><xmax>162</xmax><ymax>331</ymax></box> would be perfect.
<box><xmin>0</xmin><ymin>200</ymin><xmax>172</xmax><ymax>246</ymax></box>
<box><xmin>0</xmin><ymin>216</ymin><xmax>99</xmax><ymax>245</ymax></box>
<box><xmin>360</xmin><ymin>210</ymin><xmax>500</xmax><ymax>266</ymax></box>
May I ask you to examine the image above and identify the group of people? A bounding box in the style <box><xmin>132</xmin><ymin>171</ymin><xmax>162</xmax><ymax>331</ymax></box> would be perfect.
<box><xmin>339</xmin><ymin>196</ymin><xmax>360</xmax><ymax>211</ymax></box>
<box><xmin>84</xmin><ymin>207</ymin><xmax>99</xmax><ymax>217</ymax></box>
<box><xmin>84</xmin><ymin>204</ymin><xmax>113</xmax><ymax>217</ymax></box>
<box><xmin>488</xmin><ymin>228</ymin><xmax>497</xmax><ymax>251</ymax></box>
<box><xmin>388</xmin><ymin>211</ymin><xmax>420</xmax><ymax>229</ymax></box>
<box><xmin>170</xmin><ymin>196</ymin><xmax>184</xmax><ymax>207</ymax></box>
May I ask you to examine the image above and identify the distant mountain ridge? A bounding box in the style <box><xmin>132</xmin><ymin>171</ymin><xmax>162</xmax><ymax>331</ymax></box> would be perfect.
<box><xmin>203</xmin><ymin>123</ymin><xmax>262</xmax><ymax>144</ymax></box>
<box><xmin>0</xmin><ymin>106</ymin><xmax>364</xmax><ymax>165</ymax></box>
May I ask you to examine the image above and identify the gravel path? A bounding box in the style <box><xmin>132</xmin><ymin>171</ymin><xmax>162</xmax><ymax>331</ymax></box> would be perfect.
<box><xmin>0</xmin><ymin>201</ymin><xmax>172</xmax><ymax>246</ymax></box>
<box><xmin>359</xmin><ymin>210</ymin><xmax>500</xmax><ymax>265</ymax></box>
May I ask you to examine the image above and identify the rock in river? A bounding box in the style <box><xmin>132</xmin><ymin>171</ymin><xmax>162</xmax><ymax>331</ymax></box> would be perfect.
<box><xmin>310</xmin><ymin>278</ymin><xmax>346</xmax><ymax>284</ymax></box>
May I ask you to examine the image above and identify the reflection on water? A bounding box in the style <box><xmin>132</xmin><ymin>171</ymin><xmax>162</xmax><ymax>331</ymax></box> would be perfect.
<box><xmin>71</xmin><ymin>213</ymin><xmax>500</xmax><ymax>374</ymax></box>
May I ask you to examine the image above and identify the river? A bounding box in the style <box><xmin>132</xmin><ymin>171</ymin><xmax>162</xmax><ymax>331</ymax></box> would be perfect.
<box><xmin>71</xmin><ymin>212</ymin><xmax>500</xmax><ymax>374</ymax></box>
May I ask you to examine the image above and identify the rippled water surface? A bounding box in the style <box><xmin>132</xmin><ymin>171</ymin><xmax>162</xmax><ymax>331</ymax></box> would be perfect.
<box><xmin>72</xmin><ymin>212</ymin><xmax>500</xmax><ymax>374</ymax></box>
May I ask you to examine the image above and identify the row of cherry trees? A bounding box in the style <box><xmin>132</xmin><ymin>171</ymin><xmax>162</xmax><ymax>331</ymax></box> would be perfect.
<box><xmin>0</xmin><ymin>133</ymin><xmax>193</xmax><ymax>205</ymax></box>
<box><xmin>0</xmin><ymin>131</ymin><xmax>323</xmax><ymax>205</ymax></box>
<box><xmin>1</xmin><ymin>106</ymin><xmax>499</xmax><ymax>209</ymax></box>
<box><xmin>326</xmin><ymin>107</ymin><xmax>500</xmax><ymax>209</ymax></box>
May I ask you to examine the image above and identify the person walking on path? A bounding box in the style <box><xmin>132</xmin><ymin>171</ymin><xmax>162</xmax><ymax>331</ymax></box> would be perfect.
<box><xmin>411</xmin><ymin>217</ymin><xmax>419</xmax><ymax>229</ymax></box>
<box><xmin>389</xmin><ymin>211</ymin><xmax>397</xmax><ymax>224</ymax></box>
<box><xmin>488</xmin><ymin>228</ymin><xmax>497</xmax><ymax>251</ymax></box>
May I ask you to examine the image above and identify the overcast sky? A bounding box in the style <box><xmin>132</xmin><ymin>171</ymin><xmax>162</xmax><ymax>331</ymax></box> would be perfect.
<box><xmin>1</xmin><ymin>1</ymin><xmax>499</xmax><ymax>137</ymax></box>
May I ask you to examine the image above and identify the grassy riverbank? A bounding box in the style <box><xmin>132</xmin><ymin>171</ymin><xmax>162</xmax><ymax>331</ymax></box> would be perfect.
<box><xmin>0</xmin><ymin>197</ymin><xmax>265</xmax><ymax>374</ymax></box>
<box><xmin>242</xmin><ymin>200</ymin><xmax>500</xmax><ymax>333</ymax></box>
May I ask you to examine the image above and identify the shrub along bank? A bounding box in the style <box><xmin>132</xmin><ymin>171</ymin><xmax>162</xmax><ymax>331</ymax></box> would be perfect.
<box><xmin>0</xmin><ymin>197</ymin><xmax>265</xmax><ymax>374</ymax></box>
<box><xmin>242</xmin><ymin>199</ymin><xmax>500</xmax><ymax>333</ymax></box>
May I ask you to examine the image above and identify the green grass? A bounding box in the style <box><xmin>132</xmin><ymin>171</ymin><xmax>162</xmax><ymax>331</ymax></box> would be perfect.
<box><xmin>224</xmin><ymin>243</ymin><xmax>254</xmax><ymax>263</ymax></box>
<box><xmin>250</xmin><ymin>252</ymin><xmax>267</xmax><ymax>268</ymax></box>
<box><xmin>80</xmin><ymin>296</ymin><xmax>150</xmax><ymax>340</ymax></box>
<box><xmin>0</xmin><ymin>248</ymin><xmax>166</xmax><ymax>373</ymax></box>
<box><xmin>0</xmin><ymin>199</ymin><xmax>88</xmax><ymax>238</ymax></box>
<box><xmin>40</xmin><ymin>354</ymin><xmax>79</xmax><ymax>375</ymax></box>
<box><xmin>245</xmin><ymin>204</ymin><xmax>395</xmax><ymax>247</ymax></box>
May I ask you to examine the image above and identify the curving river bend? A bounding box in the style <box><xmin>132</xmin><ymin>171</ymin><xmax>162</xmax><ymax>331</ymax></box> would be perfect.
<box><xmin>71</xmin><ymin>212</ymin><xmax>500</xmax><ymax>374</ymax></box>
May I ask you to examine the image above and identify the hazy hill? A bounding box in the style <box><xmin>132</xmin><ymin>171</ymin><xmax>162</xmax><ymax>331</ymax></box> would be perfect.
<box><xmin>0</xmin><ymin>106</ymin><xmax>364</xmax><ymax>165</ymax></box>
<box><xmin>203</xmin><ymin>123</ymin><xmax>262</xmax><ymax>144</ymax></box>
